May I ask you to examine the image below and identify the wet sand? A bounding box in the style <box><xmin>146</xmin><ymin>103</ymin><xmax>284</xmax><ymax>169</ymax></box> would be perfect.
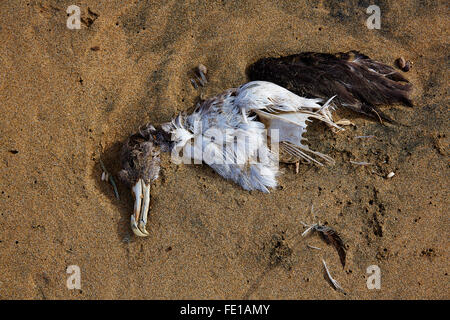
<box><xmin>0</xmin><ymin>0</ymin><xmax>448</xmax><ymax>299</ymax></box>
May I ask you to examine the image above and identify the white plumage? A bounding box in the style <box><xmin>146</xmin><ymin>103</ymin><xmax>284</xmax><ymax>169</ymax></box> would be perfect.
<box><xmin>162</xmin><ymin>81</ymin><xmax>341</xmax><ymax>193</ymax></box>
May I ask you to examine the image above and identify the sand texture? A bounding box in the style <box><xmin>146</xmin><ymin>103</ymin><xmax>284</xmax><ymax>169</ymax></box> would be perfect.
<box><xmin>0</xmin><ymin>0</ymin><xmax>448</xmax><ymax>299</ymax></box>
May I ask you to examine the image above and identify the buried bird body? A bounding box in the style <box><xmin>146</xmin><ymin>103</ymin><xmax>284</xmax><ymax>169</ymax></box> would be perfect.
<box><xmin>118</xmin><ymin>51</ymin><xmax>412</xmax><ymax>237</ymax></box>
<box><xmin>119</xmin><ymin>81</ymin><xmax>341</xmax><ymax>236</ymax></box>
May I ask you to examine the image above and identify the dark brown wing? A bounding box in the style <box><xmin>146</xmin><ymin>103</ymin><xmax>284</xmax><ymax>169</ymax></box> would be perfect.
<box><xmin>247</xmin><ymin>51</ymin><xmax>413</xmax><ymax>123</ymax></box>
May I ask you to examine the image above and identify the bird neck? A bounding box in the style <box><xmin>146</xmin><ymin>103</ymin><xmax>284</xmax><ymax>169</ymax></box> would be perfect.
<box><xmin>136</xmin><ymin>123</ymin><xmax>173</xmax><ymax>153</ymax></box>
<box><xmin>152</xmin><ymin>125</ymin><xmax>174</xmax><ymax>153</ymax></box>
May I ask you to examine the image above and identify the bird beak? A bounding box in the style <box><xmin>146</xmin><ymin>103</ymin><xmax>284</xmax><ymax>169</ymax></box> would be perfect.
<box><xmin>131</xmin><ymin>178</ymin><xmax>151</xmax><ymax>237</ymax></box>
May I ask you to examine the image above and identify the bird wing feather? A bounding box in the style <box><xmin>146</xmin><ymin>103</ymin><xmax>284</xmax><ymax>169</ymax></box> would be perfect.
<box><xmin>235</xmin><ymin>81</ymin><xmax>341</xmax><ymax>165</ymax></box>
<box><xmin>248</xmin><ymin>51</ymin><xmax>413</xmax><ymax>123</ymax></box>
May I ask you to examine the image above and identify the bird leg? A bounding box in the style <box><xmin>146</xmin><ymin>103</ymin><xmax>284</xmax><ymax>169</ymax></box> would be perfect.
<box><xmin>131</xmin><ymin>178</ymin><xmax>151</xmax><ymax>237</ymax></box>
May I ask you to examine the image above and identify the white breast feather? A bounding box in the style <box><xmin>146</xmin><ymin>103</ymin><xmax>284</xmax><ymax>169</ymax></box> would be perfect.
<box><xmin>165</xmin><ymin>81</ymin><xmax>340</xmax><ymax>192</ymax></box>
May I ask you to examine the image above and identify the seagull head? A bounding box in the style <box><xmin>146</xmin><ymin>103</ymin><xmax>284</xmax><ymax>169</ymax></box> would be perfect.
<box><xmin>118</xmin><ymin>124</ymin><xmax>168</xmax><ymax>237</ymax></box>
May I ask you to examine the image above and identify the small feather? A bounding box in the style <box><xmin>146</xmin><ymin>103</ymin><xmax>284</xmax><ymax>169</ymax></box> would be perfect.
<box><xmin>190</xmin><ymin>78</ymin><xmax>198</xmax><ymax>89</ymax></box>
<box><xmin>350</xmin><ymin>160</ymin><xmax>371</xmax><ymax>166</ymax></box>
<box><xmin>99</xmin><ymin>159</ymin><xmax>120</xmax><ymax>200</ymax></box>
<box><xmin>302</xmin><ymin>223</ymin><xmax>346</xmax><ymax>268</ymax></box>
<box><xmin>315</xmin><ymin>225</ymin><xmax>346</xmax><ymax>268</ymax></box>
<box><xmin>322</xmin><ymin>259</ymin><xmax>345</xmax><ymax>293</ymax></box>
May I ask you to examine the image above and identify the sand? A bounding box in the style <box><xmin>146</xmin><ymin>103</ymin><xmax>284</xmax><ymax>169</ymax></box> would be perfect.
<box><xmin>0</xmin><ymin>0</ymin><xmax>448</xmax><ymax>299</ymax></box>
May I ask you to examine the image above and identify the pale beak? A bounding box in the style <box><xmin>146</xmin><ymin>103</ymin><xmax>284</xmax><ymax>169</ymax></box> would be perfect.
<box><xmin>131</xmin><ymin>179</ymin><xmax>151</xmax><ymax>237</ymax></box>
<box><xmin>241</xmin><ymin>108</ymin><xmax>249</xmax><ymax>123</ymax></box>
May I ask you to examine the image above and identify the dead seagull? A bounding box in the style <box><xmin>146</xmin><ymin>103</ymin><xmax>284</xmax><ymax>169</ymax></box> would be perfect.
<box><xmin>118</xmin><ymin>81</ymin><xmax>341</xmax><ymax>236</ymax></box>
<box><xmin>247</xmin><ymin>51</ymin><xmax>413</xmax><ymax>123</ymax></box>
